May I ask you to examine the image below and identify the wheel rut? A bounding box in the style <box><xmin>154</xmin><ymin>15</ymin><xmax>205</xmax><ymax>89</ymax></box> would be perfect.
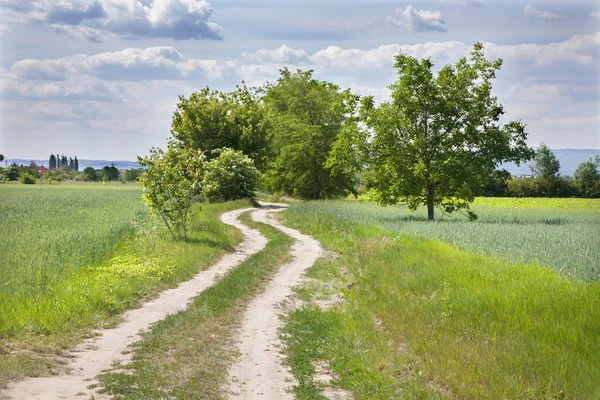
<box><xmin>227</xmin><ymin>203</ymin><xmax>322</xmax><ymax>399</ymax></box>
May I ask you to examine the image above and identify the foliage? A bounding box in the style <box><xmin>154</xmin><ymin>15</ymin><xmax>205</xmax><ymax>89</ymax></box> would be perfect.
<box><xmin>530</xmin><ymin>143</ymin><xmax>560</xmax><ymax>178</ymax></box>
<box><xmin>138</xmin><ymin>143</ymin><xmax>206</xmax><ymax>240</ymax></box>
<box><xmin>263</xmin><ymin>68</ymin><xmax>359</xmax><ymax>199</ymax></box>
<box><xmin>82</xmin><ymin>166</ymin><xmax>98</xmax><ymax>182</ymax></box>
<box><xmin>203</xmin><ymin>148</ymin><xmax>260</xmax><ymax>203</ymax></box>
<box><xmin>481</xmin><ymin>169</ymin><xmax>511</xmax><ymax>196</ymax></box>
<box><xmin>100</xmin><ymin>165</ymin><xmax>120</xmax><ymax>181</ymax></box>
<box><xmin>2</xmin><ymin>166</ymin><xmax>20</xmax><ymax>181</ymax></box>
<box><xmin>574</xmin><ymin>156</ymin><xmax>600</xmax><ymax>198</ymax></box>
<box><xmin>506</xmin><ymin>177</ymin><xmax>579</xmax><ymax>198</ymax></box>
<box><xmin>19</xmin><ymin>172</ymin><xmax>37</xmax><ymax>184</ymax></box>
<box><xmin>49</xmin><ymin>154</ymin><xmax>57</xmax><ymax>169</ymax></box>
<box><xmin>123</xmin><ymin>168</ymin><xmax>144</xmax><ymax>182</ymax></box>
<box><xmin>171</xmin><ymin>85</ymin><xmax>271</xmax><ymax>171</ymax></box>
<box><xmin>0</xmin><ymin>154</ymin><xmax>3</xmax><ymax>163</ymax></box>
<box><xmin>339</xmin><ymin>44</ymin><xmax>533</xmax><ymax>220</ymax></box>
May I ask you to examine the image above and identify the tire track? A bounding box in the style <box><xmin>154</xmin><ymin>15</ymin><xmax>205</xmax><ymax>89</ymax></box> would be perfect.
<box><xmin>2</xmin><ymin>207</ymin><xmax>267</xmax><ymax>400</ymax></box>
<box><xmin>228</xmin><ymin>203</ymin><xmax>322</xmax><ymax>399</ymax></box>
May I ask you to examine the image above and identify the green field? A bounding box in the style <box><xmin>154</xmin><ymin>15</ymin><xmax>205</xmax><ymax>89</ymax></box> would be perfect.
<box><xmin>0</xmin><ymin>185</ymin><xmax>148</xmax><ymax>298</ymax></box>
<box><xmin>290</xmin><ymin>198</ymin><xmax>600</xmax><ymax>281</ymax></box>
<box><xmin>282</xmin><ymin>199</ymin><xmax>600</xmax><ymax>399</ymax></box>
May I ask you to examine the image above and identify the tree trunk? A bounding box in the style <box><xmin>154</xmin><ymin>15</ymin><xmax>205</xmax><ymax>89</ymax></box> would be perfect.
<box><xmin>427</xmin><ymin>186</ymin><xmax>435</xmax><ymax>221</ymax></box>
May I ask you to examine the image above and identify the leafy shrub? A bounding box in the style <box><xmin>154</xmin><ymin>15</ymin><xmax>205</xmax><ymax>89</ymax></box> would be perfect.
<box><xmin>19</xmin><ymin>173</ymin><xmax>37</xmax><ymax>184</ymax></box>
<box><xmin>506</xmin><ymin>177</ymin><xmax>578</xmax><ymax>198</ymax></box>
<box><xmin>203</xmin><ymin>148</ymin><xmax>260</xmax><ymax>203</ymax></box>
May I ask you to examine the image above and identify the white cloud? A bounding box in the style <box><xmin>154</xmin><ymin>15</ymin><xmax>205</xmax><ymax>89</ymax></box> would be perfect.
<box><xmin>485</xmin><ymin>33</ymin><xmax>599</xmax><ymax>66</ymax></box>
<box><xmin>0</xmin><ymin>0</ymin><xmax>222</xmax><ymax>41</ymax></box>
<box><xmin>591</xmin><ymin>11</ymin><xmax>600</xmax><ymax>19</ymax></box>
<box><xmin>524</xmin><ymin>5</ymin><xmax>561</xmax><ymax>21</ymax></box>
<box><xmin>386</xmin><ymin>5</ymin><xmax>447</xmax><ymax>32</ymax></box>
<box><xmin>439</xmin><ymin>0</ymin><xmax>485</xmax><ymax>6</ymax></box>
<box><xmin>241</xmin><ymin>45</ymin><xmax>309</xmax><ymax>65</ymax></box>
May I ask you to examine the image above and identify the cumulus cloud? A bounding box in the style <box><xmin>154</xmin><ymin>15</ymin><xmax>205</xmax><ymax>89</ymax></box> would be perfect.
<box><xmin>0</xmin><ymin>0</ymin><xmax>222</xmax><ymax>41</ymax></box>
<box><xmin>439</xmin><ymin>0</ymin><xmax>485</xmax><ymax>6</ymax></box>
<box><xmin>386</xmin><ymin>5</ymin><xmax>447</xmax><ymax>32</ymax></box>
<box><xmin>524</xmin><ymin>5</ymin><xmax>561</xmax><ymax>20</ymax></box>
<box><xmin>591</xmin><ymin>11</ymin><xmax>600</xmax><ymax>19</ymax></box>
<box><xmin>485</xmin><ymin>33</ymin><xmax>599</xmax><ymax>66</ymax></box>
<box><xmin>4</xmin><ymin>33</ymin><xmax>599</xmax><ymax>101</ymax></box>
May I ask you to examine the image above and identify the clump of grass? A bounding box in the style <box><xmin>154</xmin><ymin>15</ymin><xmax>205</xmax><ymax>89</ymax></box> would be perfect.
<box><xmin>287</xmin><ymin>199</ymin><xmax>600</xmax><ymax>281</ymax></box>
<box><xmin>96</xmin><ymin>211</ymin><xmax>293</xmax><ymax>399</ymax></box>
<box><xmin>282</xmin><ymin>208</ymin><xmax>600</xmax><ymax>399</ymax></box>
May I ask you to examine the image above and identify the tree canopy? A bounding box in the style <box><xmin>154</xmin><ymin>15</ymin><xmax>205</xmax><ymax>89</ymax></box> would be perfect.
<box><xmin>263</xmin><ymin>68</ymin><xmax>359</xmax><ymax>199</ymax></box>
<box><xmin>170</xmin><ymin>85</ymin><xmax>271</xmax><ymax>171</ymax></box>
<box><xmin>530</xmin><ymin>143</ymin><xmax>560</xmax><ymax>179</ymax></box>
<box><xmin>331</xmin><ymin>43</ymin><xmax>533</xmax><ymax>220</ymax></box>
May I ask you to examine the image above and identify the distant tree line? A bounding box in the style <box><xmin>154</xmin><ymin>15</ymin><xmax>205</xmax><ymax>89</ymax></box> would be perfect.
<box><xmin>480</xmin><ymin>145</ymin><xmax>600</xmax><ymax>198</ymax></box>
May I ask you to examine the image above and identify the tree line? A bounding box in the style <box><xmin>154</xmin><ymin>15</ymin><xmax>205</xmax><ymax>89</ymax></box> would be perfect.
<box><xmin>144</xmin><ymin>43</ymin><xmax>539</xmax><ymax>224</ymax></box>
<box><xmin>49</xmin><ymin>154</ymin><xmax>79</xmax><ymax>171</ymax></box>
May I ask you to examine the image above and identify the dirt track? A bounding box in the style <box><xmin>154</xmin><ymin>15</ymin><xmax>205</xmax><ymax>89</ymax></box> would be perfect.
<box><xmin>2</xmin><ymin>207</ymin><xmax>267</xmax><ymax>400</ymax></box>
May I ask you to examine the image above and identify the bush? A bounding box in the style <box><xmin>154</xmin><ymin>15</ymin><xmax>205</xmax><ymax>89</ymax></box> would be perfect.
<box><xmin>203</xmin><ymin>148</ymin><xmax>260</xmax><ymax>203</ymax></box>
<box><xmin>507</xmin><ymin>177</ymin><xmax>579</xmax><ymax>198</ymax></box>
<box><xmin>19</xmin><ymin>173</ymin><xmax>37</xmax><ymax>184</ymax></box>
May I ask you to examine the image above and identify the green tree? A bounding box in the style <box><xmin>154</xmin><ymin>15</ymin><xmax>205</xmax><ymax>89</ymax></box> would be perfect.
<box><xmin>263</xmin><ymin>68</ymin><xmax>359</xmax><ymax>199</ymax></box>
<box><xmin>49</xmin><ymin>154</ymin><xmax>57</xmax><ymax>169</ymax></box>
<box><xmin>74</xmin><ymin>157</ymin><xmax>79</xmax><ymax>172</ymax></box>
<box><xmin>335</xmin><ymin>44</ymin><xmax>533</xmax><ymax>220</ymax></box>
<box><xmin>203</xmin><ymin>148</ymin><xmax>260</xmax><ymax>203</ymax></box>
<box><xmin>138</xmin><ymin>143</ymin><xmax>206</xmax><ymax>240</ymax></box>
<box><xmin>123</xmin><ymin>168</ymin><xmax>143</xmax><ymax>182</ymax></box>
<box><xmin>82</xmin><ymin>167</ymin><xmax>98</xmax><ymax>182</ymax></box>
<box><xmin>530</xmin><ymin>143</ymin><xmax>560</xmax><ymax>179</ymax></box>
<box><xmin>574</xmin><ymin>156</ymin><xmax>600</xmax><ymax>197</ymax></box>
<box><xmin>0</xmin><ymin>154</ymin><xmax>4</xmax><ymax>163</ymax></box>
<box><xmin>102</xmin><ymin>165</ymin><xmax>120</xmax><ymax>181</ymax></box>
<box><xmin>171</xmin><ymin>85</ymin><xmax>271</xmax><ymax>170</ymax></box>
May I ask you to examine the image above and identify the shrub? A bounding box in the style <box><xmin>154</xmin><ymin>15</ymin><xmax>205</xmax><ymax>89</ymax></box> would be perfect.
<box><xmin>19</xmin><ymin>173</ymin><xmax>37</xmax><ymax>184</ymax></box>
<box><xmin>203</xmin><ymin>148</ymin><xmax>260</xmax><ymax>203</ymax></box>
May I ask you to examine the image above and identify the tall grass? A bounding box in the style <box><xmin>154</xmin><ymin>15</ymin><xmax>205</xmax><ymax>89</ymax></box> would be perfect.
<box><xmin>288</xmin><ymin>199</ymin><xmax>600</xmax><ymax>281</ymax></box>
<box><xmin>0</xmin><ymin>185</ymin><xmax>147</xmax><ymax>296</ymax></box>
<box><xmin>282</xmin><ymin>206</ymin><xmax>600</xmax><ymax>399</ymax></box>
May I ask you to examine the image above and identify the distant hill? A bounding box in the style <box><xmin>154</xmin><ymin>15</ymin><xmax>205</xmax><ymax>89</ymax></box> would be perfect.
<box><xmin>2</xmin><ymin>159</ymin><xmax>142</xmax><ymax>171</ymax></box>
<box><xmin>501</xmin><ymin>149</ymin><xmax>600</xmax><ymax>177</ymax></box>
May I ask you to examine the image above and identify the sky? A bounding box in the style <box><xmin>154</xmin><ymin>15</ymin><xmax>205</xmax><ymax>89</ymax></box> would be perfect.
<box><xmin>0</xmin><ymin>0</ymin><xmax>598</xmax><ymax>160</ymax></box>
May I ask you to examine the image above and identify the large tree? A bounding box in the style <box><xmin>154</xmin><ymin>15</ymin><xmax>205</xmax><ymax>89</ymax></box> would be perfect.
<box><xmin>334</xmin><ymin>43</ymin><xmax>533</xmax><ymax>220</ymax></box>
<box><xmin>530</xmin><ymin>143</ymin><xmax>560</xmax><ymax>179</ymax></box>
<box><xmin>263</xmin><ymin>68</ymin><xmax>359</xmax><ymax>199</ymax></box>
<box><xmin>170</xmin><ymin>85</ymin><xmax>271</xmax><ymax>171</ymax></box>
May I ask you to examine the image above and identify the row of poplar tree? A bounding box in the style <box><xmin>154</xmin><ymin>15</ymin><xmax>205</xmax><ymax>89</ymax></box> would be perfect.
<box><xmin>49</xmin><ymin>154</ymin><xmax>79</xmax><ymax>171</ymax></box>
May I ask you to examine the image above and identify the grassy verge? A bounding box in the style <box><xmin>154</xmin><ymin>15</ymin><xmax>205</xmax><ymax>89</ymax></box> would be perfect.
<box><xmin>281</xmin><ymin>206</ymin><xmax>600</xmax><ymax>399</ymax></box>
<box><xmin>96</xmin><ymin>209</ymin><xmax>293</xmax><ymax>399</ymax></box>
<box><xmin>0</xmin><ymin>199</ymin><xmax>249</xmax><ymax>388</ymax></box>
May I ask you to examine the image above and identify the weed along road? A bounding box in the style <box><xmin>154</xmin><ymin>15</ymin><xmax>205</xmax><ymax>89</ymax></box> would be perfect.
<box><xmin>3</xmin><ymin>207</ymin><xmax>270</xmax><ymax>400</ymax></box>
<box><xmin>2</xmin><ymin>203</ymin><xmax>323</xmax><ymax>400</ymax></box>
<box><xmin>228</xmin><ymin>205</ymin><xmax>322</xmax><ymax>399</ymax></box>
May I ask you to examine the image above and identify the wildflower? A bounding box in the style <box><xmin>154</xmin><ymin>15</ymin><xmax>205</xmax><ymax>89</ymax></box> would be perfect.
<box><xmin>568</xmin><ymin>269</ymin><xmax>573</xmax><ymax>275</ymax></box>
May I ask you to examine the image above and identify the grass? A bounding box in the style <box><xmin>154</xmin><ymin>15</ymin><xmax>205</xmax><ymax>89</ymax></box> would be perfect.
<box><xmin>0</xmin><ymin>184</ymin><xmax>251</xmax><ymax>388</ymax></box>
<box><xmin>281</xmin><ymin>205</ymin><xmax>600</xmax><ymax>399</ymax></box>
<box><xmin>96</xmin><ymin>209</ymin><xmax>293</xmax><ymax>399</ymax></box>
<box><xmin>289</xmin><ymin>199</ymin><xmax>600</xmax><ymax>281</ymax></box>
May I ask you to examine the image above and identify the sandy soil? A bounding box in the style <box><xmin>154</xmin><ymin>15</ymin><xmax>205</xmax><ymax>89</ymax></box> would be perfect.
<box><xmin>228</xmin><ymin>204</ymin><xmax>322</xmax><ymax>399</ymax></box>
<box><xmin>2</xmin><ymin>207</ymin><xmax>266</xmax><ymax>400</ymax></box>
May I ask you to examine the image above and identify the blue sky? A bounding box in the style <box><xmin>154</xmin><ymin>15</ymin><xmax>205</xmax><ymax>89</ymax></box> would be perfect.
<box><xmin>0</xmin><ymin>0</ymin><xmax>598</xmax><ymax>160</ymax></box>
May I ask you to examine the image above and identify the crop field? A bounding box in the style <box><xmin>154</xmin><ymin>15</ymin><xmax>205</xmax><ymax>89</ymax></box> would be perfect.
<box><xmin>282</xmin><ymin>198</ymin><xmax>600</xmax><ymax>399</ymax></box>
<box><xmin>288</xmin><ymin>198</ymin><xmax>600</xmax><ymax>281</ymax></box>
<box><xmin>0</xmin><ymin>185</ymin><xmax>148</xmax><ymax>297</ymax></box>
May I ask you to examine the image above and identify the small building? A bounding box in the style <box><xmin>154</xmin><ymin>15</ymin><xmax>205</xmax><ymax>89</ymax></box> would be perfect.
<box><xmin>35</xmin><ymin>166</ymin><xmax>49</xmax><ymax>175</ymax></box>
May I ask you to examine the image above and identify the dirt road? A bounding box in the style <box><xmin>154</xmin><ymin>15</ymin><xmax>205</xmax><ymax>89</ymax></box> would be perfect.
<box><xmin>3</xmin><ymin>207</ymin><xmax>267</xmax><ymax>400</ymax></box>
<box><xmin>3</xmin><ymin>204</ymin><xmax>322</xmax><ymax>400</ymax></box>
<box><xmin>227</xmin><ymin>205</ymin><xmax>322</xmax><ymax>399</ymax></box>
